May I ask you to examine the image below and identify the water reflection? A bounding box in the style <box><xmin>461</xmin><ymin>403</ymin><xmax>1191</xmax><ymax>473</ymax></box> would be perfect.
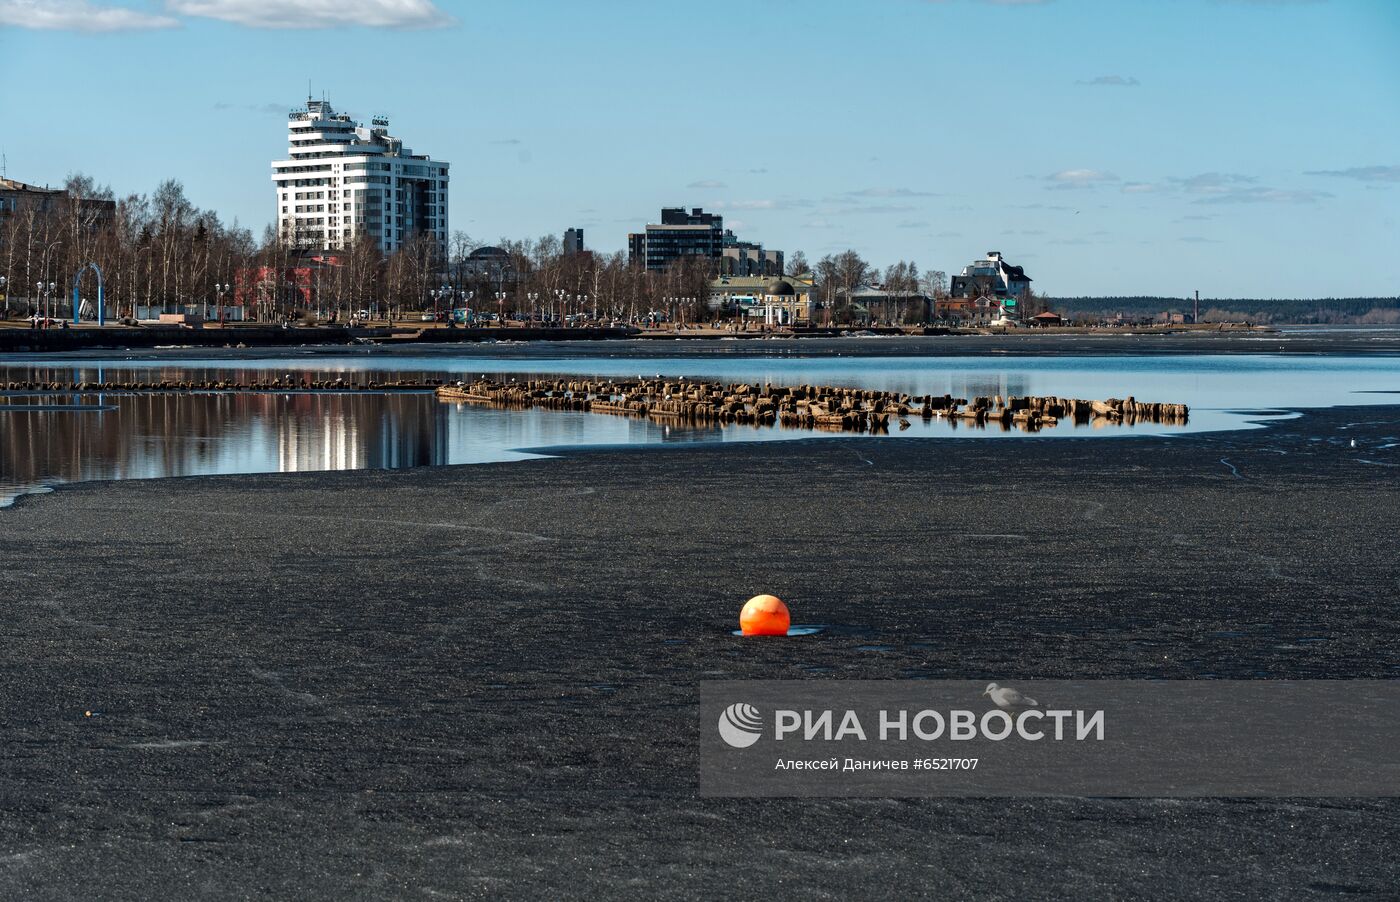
<box><xmin>3</xmin><ymin>351</ymin><xmax>1398</xmax><ymax>507</ymax></box>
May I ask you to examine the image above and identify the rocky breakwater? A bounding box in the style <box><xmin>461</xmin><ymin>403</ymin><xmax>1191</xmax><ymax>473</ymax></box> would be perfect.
<box><xmin>435</xmin><ymin>378</ymin><xmax>1189</xmax><ymax>434</ymax></box>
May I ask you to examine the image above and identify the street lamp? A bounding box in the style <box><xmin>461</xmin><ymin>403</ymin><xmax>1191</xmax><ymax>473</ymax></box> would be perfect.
<box><xmin>214</xmin><ymin>282</ymin><xmax>230</xmax><ymax>325</ymax></box>
<box><xmin>0</xmin><ymin>276</ymin><xmax>7</xmax><ymax>319</ymax></box>
<box><xmin>495</xmin><ymin>290</ymin><xmax>505</xmax><ymax>326</ymax></box>
<box><xmin>37</xmin><ymin>280</ymin><xmax>56</xmax><ymax>324</ymax></box>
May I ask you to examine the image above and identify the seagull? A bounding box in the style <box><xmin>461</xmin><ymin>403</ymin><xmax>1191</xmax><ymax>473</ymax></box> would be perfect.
<box><xmin>983</xmin><ymin>682</ymin><xmax>1038</xmax><ymax>709</ymax></box>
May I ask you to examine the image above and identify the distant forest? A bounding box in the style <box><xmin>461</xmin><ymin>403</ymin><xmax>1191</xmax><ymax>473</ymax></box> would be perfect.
<box><xmin>1047</xmin><ymin>296</ymin><xmax>1400</xmax><ymax>325</ymax></box>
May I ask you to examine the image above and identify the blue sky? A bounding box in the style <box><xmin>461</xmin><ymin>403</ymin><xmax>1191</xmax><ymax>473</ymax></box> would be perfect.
<box><xmin>2</xmin><ymin>0</ymin><xmax>1397</xmax><ymax>297</ymax></box>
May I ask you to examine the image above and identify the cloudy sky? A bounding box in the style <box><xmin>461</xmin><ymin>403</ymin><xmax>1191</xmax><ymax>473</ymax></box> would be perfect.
<box><xmin>1</xmin><ymin>0</ymin><xmax>1397</xmax><ymax>297</ymax></box>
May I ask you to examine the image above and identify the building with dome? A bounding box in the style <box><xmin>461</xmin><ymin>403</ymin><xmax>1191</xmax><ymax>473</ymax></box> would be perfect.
<box><xmin>708</xmin><ymin>275</ymin><xmax>812</xmax><ymax>325</ymax></box>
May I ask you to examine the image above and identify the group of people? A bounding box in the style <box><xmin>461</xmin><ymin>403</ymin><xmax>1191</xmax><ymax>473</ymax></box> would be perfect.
<box><xmin>27</xmin><ymin>313</ymin><xmax>69</xmax><ymax>330</ymax></box>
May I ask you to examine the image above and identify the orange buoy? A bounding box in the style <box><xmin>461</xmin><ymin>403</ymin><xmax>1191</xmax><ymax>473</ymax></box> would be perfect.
<box><xmin>740</xmin><ymin>594</ymin><xmax>791</xmax><ymax>636</ymax></box>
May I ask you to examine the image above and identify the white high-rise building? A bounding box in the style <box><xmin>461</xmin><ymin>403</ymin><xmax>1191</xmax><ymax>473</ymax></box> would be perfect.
<box><xmin>272</xmin><ymin>98</ymin><xmax>449</xmax><ymax>254</ymax></box>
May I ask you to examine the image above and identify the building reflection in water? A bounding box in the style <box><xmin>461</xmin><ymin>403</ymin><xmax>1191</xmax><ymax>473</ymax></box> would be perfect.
<box><xmin>1</xmin><ymin>357</ymin><xmax>1220</xmax><ymax>506</ymax></box>
<box><xmin>0</xmin><ymin>392</ymin><xmax>452</xmax><ymax>505</ymax></box>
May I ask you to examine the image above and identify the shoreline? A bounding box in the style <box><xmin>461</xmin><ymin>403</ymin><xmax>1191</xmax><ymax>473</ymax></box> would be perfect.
<box><xmin>2</xmin><ymin>405</ymin><xmax>1397</xmax><ymax>896</ymax></box>
<box><xmin>6</xmin><ymin>328</ymin><xmax>1400</xmax><ymax>362</ymax></box>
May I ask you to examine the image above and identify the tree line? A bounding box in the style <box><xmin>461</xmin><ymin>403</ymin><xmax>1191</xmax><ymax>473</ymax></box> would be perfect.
<box><xmin>1053</xmin><ymin>296</ymin><xmax>1400</xmax><ymax>325</ymax></box>
<box><xmin>2</xmin><ymin>174</ymin><xmax>960</xmax><ymax>325</ymax></box>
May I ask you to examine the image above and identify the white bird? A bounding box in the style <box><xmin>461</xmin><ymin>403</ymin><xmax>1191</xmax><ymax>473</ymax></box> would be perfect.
<box><xmin>983</xmin><ymin>682</ymin><xmax>1038</xmax><ymax>709</ymax></box>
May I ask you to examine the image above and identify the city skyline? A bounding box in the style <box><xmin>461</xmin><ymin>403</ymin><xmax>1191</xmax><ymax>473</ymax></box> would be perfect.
<box><xmin>2</xmin><ymin>0</ymin><xmax>1398</xmax><ymax>297</ymax></box>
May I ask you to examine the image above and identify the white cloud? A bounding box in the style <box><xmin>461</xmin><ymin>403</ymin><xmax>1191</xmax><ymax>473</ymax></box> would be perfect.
<box><xmin>711</xmin><ymin>198</ymin><xmax>812</xmax><ymax>211</ymax></box>
<box><xmin>1116</xmin><ymin>171</ymin><xmax>1329</xmax><ymax>205</ymax></box>
<box><xmin>845</xmin><ymin>187</ymin><xmax>939</xmax><ymax>198</ymax></box>
<box><xmin>713</xmin><ymin>200</ymin><xmax>776</xmax><ymax>210</ymax></box>
<box><xmin>0</xmin><ymin>0</ymin><xmax>178</xmax><ymax>30</ymax></box>
<box><xmin>1077</xmin><ymin>75</ymin><xmax>1140</xmax><ymax>87</ymax></box>
<box><xmin>1195</xmin><ymin>186</ymin><xmax>1330</xmax><ymax>204</ymax></box>
<box><xmin>1167</xmin><ymin>172</ymin><xmax>1256</xmax><ymax>193</ymax></box>
<box><xmin>687</xmin><ymin>179</ymin><xmax>727</xmax><ymax>189</ymax></box>
<box><xmin>1159</xmin><ymin>172</ymin><xmax>1327</xmax><ymax>204</ymax></box>
<box><xmin>165</xmin><ymin>0</ymin><xmax>453</xmax><ymax>28</ymax></box>
<box><xmin>1304</xmin><ymin>165</ymin><xmax>1400</xmax><ymax>183</ymax></box>
<box><xmin>1046</xmin><ymin>169</ymin><xmax>1119</xmax><ymax>188</ymax></box>
<box><xmin>833</xmin><ymin>204</ymin><xmax>917</xmax><ymax>215</ymax></box>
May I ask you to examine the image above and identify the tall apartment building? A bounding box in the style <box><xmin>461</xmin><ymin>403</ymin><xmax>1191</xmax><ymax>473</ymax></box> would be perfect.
<box><xmin>563</xmin><ymin>227</ymin><xmax>585</xmax><ymax>255</ymax></box>
<box><xmin>627</xmin><ymin>207</ymin><xmax>724</xmax><ymax>271</ymax></box>
<box><xmin>272</xmin><ymin>99</ymin><xmax>449</xmax><ymax>254</ymax></box>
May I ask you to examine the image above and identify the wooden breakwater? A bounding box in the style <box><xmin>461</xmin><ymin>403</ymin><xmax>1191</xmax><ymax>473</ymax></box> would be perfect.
<box><xmin>436</xmin><ymin>378</ymin><xmax>1189</xmax><ymax>433</ymax></box>
<box><xmin>2</xmin><ymin>374</ymin><xmax>1189</xmax><ymax>433</ymax></box>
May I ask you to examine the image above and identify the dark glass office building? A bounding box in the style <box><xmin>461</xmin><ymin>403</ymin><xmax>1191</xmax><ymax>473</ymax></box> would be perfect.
<box><xmin>627</xmin><ymin>207</ymin><xmax>725</xmax><ymax>271</ymax></box>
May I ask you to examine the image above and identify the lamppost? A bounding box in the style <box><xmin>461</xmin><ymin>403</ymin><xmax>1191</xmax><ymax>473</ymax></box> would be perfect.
<box><xmin>37</xmin><ymin>280</ymin><xmax>56</xmax><ymax>324</ymax></box>
<box><xmin>214</xmin><ymin>282</ymin><xmax>230</xmax><ymax>325</ymax></box>
<box><xmin>495</xmin><ymin>290</ymin><xmax>505</xmax><ymax>326</ymax></box>
<box><xmin>0</xmin><ymin>276</ymin><xmax>7</xmax><ymax>319</ymax></box>
<box><xmin>527</xmin><ymin>292</ymin><xmax>539</xmax><ymax>323</ymax></box>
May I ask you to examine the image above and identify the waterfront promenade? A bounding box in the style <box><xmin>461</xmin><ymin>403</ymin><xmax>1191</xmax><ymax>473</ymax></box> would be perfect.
<box><xmin>6</xmin><ymin>325</ymin><xmax>1400</xmax><ymax>359</ymax></box>
<box><xmin>1</xmin><ymin>405</ymin><xmax>1397</xmax><ymax>898</ymax></box>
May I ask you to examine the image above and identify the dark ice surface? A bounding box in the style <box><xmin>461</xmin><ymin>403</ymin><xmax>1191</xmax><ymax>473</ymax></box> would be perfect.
<box><xmin>1</xmin><ymin>405</ymin><xmax>1398</xmax><ymax>899</ymax></box>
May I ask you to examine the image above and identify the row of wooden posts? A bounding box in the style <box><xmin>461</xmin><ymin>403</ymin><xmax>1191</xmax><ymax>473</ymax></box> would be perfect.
<box><xmin>435</xmin><ymin>378</ymin><xmax>1190</xmax><ymax>433</ymax></box>
<box><xmin>1</xmin><ymin>375</ymin><xmax>1190</xmax><ymax>433</ymax></box>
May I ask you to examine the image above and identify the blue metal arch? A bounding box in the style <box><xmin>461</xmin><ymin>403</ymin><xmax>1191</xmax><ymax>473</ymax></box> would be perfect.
<box><xmin>72</xmin><ymin>262</ymin><xmax>105</xmax><ymax>326</ymax></box>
